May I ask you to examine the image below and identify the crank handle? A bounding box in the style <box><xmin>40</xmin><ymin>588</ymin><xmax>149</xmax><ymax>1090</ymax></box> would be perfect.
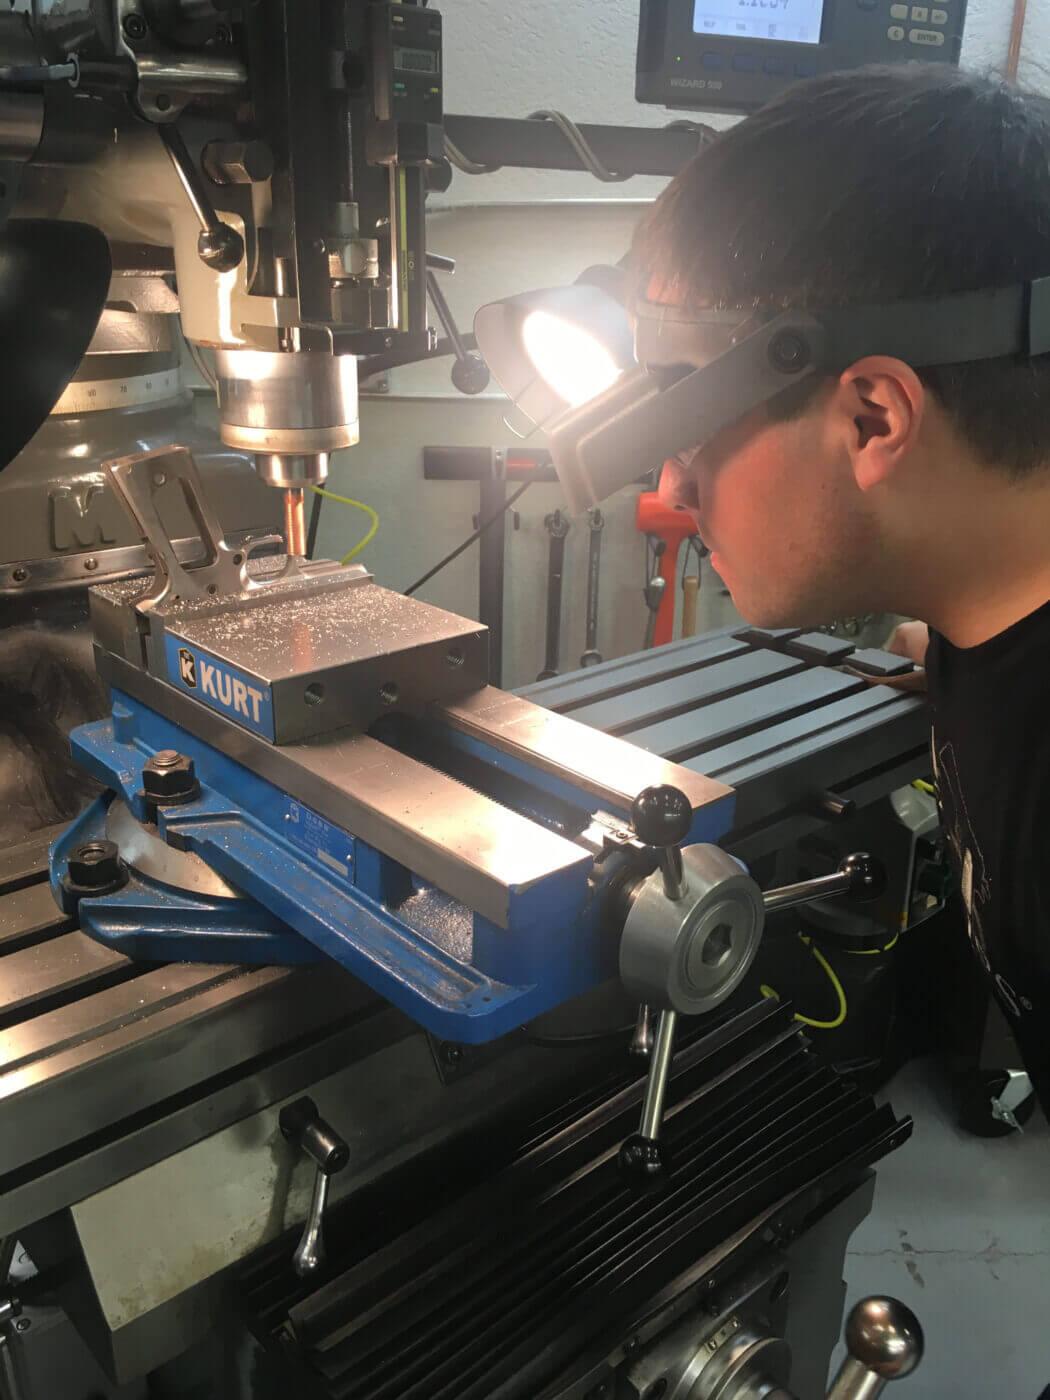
<box><xmin>763</xmin><ymin>853</ymin><xmax>885</xmax><ymax>916</ymax></box>
<box><xmin>280</xmin><ymin>1096</ymin><xmax>349</xmax><ymax>1279</ymax></box>
<box><xmin>619</xmin><ymin>1008</ymin><xmax>676</xmax><ymax>1189</ymax></box>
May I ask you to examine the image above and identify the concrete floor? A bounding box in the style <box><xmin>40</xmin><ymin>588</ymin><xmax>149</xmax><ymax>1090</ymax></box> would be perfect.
<box><xmin>830</xmin><ymin>1057</ymin><xmax>1050</xmax><ymax>1397</ymax></box>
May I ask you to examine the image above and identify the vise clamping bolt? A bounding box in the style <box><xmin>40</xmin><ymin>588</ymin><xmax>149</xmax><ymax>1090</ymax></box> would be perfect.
<box><xmin>616</xmin><ymin>786</ymin><xmax>885</xmax><ymax>1188</ymax></box>
<box><xmin>280</xmin><ymin>1097</ymin><xmax>350</xmax><ymax>1278</ymax></box>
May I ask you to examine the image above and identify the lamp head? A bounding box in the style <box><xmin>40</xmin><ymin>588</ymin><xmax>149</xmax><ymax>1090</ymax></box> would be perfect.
<box><xmin>473</xmin><ymin>271</ymin><xmax>634</xmax><ymax>435</ymax></box>
<box><xmin>477</xmin><ymin>263</ymin><xmax>1050</xmax><ymax>517</ymax></box>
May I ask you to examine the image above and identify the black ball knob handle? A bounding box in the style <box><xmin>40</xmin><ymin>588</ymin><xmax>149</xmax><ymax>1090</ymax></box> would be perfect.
<box><xmin>631</xmin><ymin>785</ymin><xmax>692</xmax><ymax>850</ymax></box>
<box><xmin>839</xmin><ymin>851</ymin><xmax>887</xmax><ymax>903</ymax></box>
<box><xmin>450</xmin><ymin>351</ymin><xmax>491</xmax><ymax>395</ymax></box>
<box><xmin>617</xmin><ymin>1133</ymin><xmax>670</xmax><ymax>1190</ymax></box>
<box><xmin>197</xmin><ymin>222</ymin><xmax>244</xmax><ymax>273</ymax></box>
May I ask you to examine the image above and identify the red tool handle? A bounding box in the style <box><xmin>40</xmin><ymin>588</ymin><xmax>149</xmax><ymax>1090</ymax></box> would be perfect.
<box><xmin>635</xmin><ymin>488</ymin><xmax>700</xmax><ymax>648</ymax></box>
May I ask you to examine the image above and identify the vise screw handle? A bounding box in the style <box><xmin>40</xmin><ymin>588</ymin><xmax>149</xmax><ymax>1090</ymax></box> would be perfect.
<box><xmin>762</xmin><ymin>853</ymin><xmax>886</xmax><ymax>915</ymax></box>
<box><xmin>619</xmin><ymin>785</ymin><xmax>693</xmax><ymax>1188</ymax></box>
<box><xmin>618</xmin><ymin>787</ymin><xmax>886</xmax><ymax>1191</ymax></box>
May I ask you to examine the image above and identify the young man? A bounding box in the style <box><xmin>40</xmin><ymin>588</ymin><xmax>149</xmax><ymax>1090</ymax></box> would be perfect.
<box><xmin>630</xmin><ymin>66</ymin><xmax>1050</xmax><ymax>1112</ymax></box>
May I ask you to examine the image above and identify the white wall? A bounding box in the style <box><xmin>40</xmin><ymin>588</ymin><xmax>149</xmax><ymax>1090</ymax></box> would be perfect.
<box><xmin>307</xmin><ymin>0</ymin><xmax>1043</xmax><ymax>688</ymax></box>
<box><xmin>434</xmin><ymin>0</ymin><xmax>1043</xmax><ymax>205</ymax></box>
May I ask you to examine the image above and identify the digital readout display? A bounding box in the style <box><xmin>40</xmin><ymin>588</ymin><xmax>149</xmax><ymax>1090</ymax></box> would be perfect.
<box><xmin>693</xmin><ymin>0</ymin><xmax>824</xmax><ymax>43</ymax></box>
<box><xmin>393</xmin><ymin>45</ymin><xmax>440</xmax><ymax>73</ymax></box>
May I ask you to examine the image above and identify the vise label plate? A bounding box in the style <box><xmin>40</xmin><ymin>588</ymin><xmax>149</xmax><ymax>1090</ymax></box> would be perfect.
<box><xmin>282</xmin><ymin>799</ymin><xmax>356</xmax><ymax>881</ymax></box>
<box><xmin>164</xmin><ymin>635</ymin><xmax>275</xmax><ymax>741</ymax></box>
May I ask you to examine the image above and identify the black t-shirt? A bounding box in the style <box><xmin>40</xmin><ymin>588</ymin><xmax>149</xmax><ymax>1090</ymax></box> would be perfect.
<box><xmin>926</xmin><ymin>600</ymin><xmax>1050</xmax><ymax>1113</ymax></box>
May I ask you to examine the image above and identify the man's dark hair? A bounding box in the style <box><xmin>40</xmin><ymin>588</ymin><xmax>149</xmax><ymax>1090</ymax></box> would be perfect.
<box><xmin>630</xmin><ymin>66</ymin><xmax>1050</xmax><ymax>476</ymax></box>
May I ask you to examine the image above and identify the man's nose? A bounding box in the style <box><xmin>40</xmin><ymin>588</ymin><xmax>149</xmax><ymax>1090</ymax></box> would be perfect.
<box><xmin>658</xmin><ymin>457</ymin><xmax>700</xmax><ymax>513</ymax></box>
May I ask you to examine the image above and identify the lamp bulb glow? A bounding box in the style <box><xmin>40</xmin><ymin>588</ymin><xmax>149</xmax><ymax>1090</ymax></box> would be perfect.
<box><xmin>521</xmin><ymin>310</ymin><xmax>622</xmax><ymax>408</ymax></box>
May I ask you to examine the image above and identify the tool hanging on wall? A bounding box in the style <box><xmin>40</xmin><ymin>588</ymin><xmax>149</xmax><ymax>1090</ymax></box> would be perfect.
<box><xmin>580</xmin><ymin>507</ymin><xmax>605</xmax><ymax>666</ymax></box>
<box><xmin>635</xmin><ymin>488</ymin><xmax>700</xmax><ymax>647</ymax></box>
<box><xmin>643</xmin><ymin>537</ymin><xmax>667</xmax><ymax>650</ymax></box>
<box><xmin>680</xmin><ymin>533</ymin><xmax>708</xmax><ymax>639</ymax></box>
<box><xmin>538</xmin><ymin>508</ymin><xmax>571</xmax><ymax>680</ymax></box>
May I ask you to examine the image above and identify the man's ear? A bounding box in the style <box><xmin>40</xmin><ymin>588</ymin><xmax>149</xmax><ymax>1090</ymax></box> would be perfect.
<box><xmin>835</xmin><ymin>356</ymin><xmax>925</xmax><ymax>492</ymax></box>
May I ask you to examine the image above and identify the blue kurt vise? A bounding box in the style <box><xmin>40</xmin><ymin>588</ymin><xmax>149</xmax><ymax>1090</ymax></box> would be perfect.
<box><xmin>50</xmin><ymin>446</ymin><xmax>739</xmax><ymax>1045</ymax></box>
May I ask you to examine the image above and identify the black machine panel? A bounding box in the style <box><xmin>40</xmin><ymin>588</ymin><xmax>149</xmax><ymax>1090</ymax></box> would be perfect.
<box><xmin>636</xmin><ymin>0</ymin><xmax>967</xmax><ymax>112</ymax></box>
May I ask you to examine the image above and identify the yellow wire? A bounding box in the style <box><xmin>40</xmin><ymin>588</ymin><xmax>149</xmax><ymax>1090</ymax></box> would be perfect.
<box><xmin>308</xmin><ymin>485</ymin><xmax>379</xmax><ymax>564</ymax></box>
<box><xmin>760</xmin><ymin>931</ymin><xmax>848</xmax><ymax>1030</ymax></box>
<box><xmin>846</xmin><ymin>930</ymin><xmax>900</xmax><ymax>956</ymax></box>
<box><xmin>912</xmin><ymin>778</ymin><xmax>936</xmax><ymax>796</ymax></box>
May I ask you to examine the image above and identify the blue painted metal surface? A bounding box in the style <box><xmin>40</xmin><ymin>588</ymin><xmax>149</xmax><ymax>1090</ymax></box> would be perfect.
<box><xmin>163</xmin><ymin>634</ymin><xmax>276</xmax><ymax>740</ymax></box>
<box><xmin>53</xmin><ymin>686</ymin><xmax>736</xmax><ymax>1043</ymax></box>
<box><xmin>411</xmin><ymin>720</ymin><xmax>733</xmax><ymax>848</ymax></box>
<box><xmin>51</xmin><ymin>797</ymin><xmax>318</xmax><ymax>966</ymax></box>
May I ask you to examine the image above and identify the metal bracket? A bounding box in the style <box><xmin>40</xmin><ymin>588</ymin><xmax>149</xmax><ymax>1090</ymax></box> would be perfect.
<box><xmin>111</xmin><ymin>0</ymin><xmax>247</xmax><ymax>124</ymax></box>
<box><xmin>103</xmin><ymin>445</ymin><xmax>292</xmax><ymax>610</ymax></box>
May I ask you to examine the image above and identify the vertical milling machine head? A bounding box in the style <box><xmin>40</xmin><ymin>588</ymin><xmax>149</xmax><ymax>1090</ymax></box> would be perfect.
<box><xmin>2</xmin><ymin>0</ymin><xmax>445</xmax><ymax>554</ymax></box>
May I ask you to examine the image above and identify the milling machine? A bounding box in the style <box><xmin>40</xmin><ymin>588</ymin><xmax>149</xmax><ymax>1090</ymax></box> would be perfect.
<box><xmin>0</xmin><ymin>5</ymin><xmax>933</xmax><ymax>1398</ymax></box>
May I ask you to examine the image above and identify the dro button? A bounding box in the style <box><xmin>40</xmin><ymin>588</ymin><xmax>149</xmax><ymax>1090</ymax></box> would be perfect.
<box><xmin>909</xmin><ymin>26</ymin><xmax>945</xmax><ymax>42</ymax></box>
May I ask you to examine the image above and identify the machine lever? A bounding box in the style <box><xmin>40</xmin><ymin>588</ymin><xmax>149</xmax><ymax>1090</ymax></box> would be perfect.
<box><xmin>629</xmin><ymin>1003</ymin><xmax>653</xmax><ymax>1060</ymax></box>
<box><xmin>280</xmin><ymin>1097</ymin><xmax>350</xmax><ymax>1279</ymax></box>
<box><xmin>619</xmin><ymin>1009</ymin><xmax>677</xmax><ymax>1187</ymax></box>
<box><xmin>826</xmin><ymin>1296</ymin><xmax>923</xmax><ymax>1398</ymax></box>
<box><xmin>762</xmin><ymin>853</ymin><xmax>885</xmax><ymax>915</ymax></box>
<box><xmin>619</xmin><ymin>785</ymin><xmax>694</xmax><ymax>1185</ymax></box>
<box><xmin>426</xmin><ymin>264</ymin><xmax>490</xmax><ymax>395</ymax></box>
<box><xmin>159</xmin><ymin>122</ymin><xmax>244</xmax><ymax>272</ymax></box>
